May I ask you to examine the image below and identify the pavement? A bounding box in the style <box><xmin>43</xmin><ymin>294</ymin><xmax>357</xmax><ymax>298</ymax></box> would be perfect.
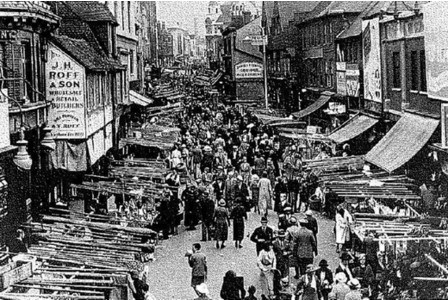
<box><xmin>146</xmin><ymin>209</ymin><xmax>339</xmax><ymax>300</ymax></box>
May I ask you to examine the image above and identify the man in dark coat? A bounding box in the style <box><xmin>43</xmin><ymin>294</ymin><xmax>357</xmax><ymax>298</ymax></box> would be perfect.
<box><xmin>250</xmin><ymin>217</ymin><xmax>274</xmax><ymax>255</ymax></box>
<box><xmin>315</xmin><ymin>259</ymin><xmax>333</xmax><ymax>300</ymax></box>
<box><xmin>198</xmin><ymin>191</ymin><xmax>216</xmax><ymax>241</ymax></box>
<box><xmin>273</xmin><ymin>229</ymin><xmax>291</xmax><ymax>278</ymax></box>
<box><xmin>293</xmin><ymin>218</ymin><xmax>317</xmax><ymax>276</ymax></box>
<box><xmin>182</xmin><ymin>183</ymin><xmax>200</xmax><ymax>230</ymax></box>
<box><xmin>234</xmin><ymin>175</ymin><xmax>250</xmax><ymax>211</ymax></box>
<box><xmin>305</xmin><ymin>210</ymin><xmax>318</xmax><ymax>242</ymax></box>
<box><xmin>212</xmin><ymin>176</ymin><xmax>226</xmax><ymax>201</ymax></box>
<box><xmin>188</xmin><ymin>243</ymin><xmax>208</xmax><ymax>295</ymax></box>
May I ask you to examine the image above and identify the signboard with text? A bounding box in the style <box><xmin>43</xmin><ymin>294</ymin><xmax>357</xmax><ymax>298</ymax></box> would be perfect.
<box><xmin>235</xmin><ymin>62</ymin><xmax>263</xmax><ymax>79</ymax></box>
<box><xmin>336</xmin><ymin>62</ymin><xmax>347</xmax><ymax>95</ymax></box>
<box><xmin>362</xmin><ymin>18</ymin><xmax>382</xmax><ymax>102</ymax></box>
<box><xmin>346</xmin><ymin>64</ymin><xmax>360</xmax><ymax>97</ymax></box>
<box><xmin>424</xmin><ymin>2</ymin><xmax>448</xmax><ymax>101</ymax></box>
<box><xmin>249</xmin><ymin>35</ymin><xmax>268</xmax><ymax>46</ymax></box>
<box><xmin>0</xmin><ymin>89</ymin><xmax>10</xmax><ymax>148</ymax></box>
<box><xmin>46</xmin><ymin>44</ymin><xmax>86</xmax><ymax>139</ymax></box>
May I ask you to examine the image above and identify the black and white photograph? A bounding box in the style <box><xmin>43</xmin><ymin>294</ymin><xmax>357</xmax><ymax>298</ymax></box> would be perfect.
<box><xmin>0</xmin><ymin>0</ymin><xmax>446</xmax><ymax>299</ymax></box>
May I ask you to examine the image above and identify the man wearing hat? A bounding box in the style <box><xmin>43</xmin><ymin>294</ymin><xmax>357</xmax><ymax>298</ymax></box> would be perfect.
<box><xmin>315</xmin><ymin>259</ymin><xmax>333</xmax><ymax>300</ymax></box>
<box><xmin>234</xmin><ymin>174</ymin><xmax>250</xmax><ymax>211</ymax></box>
<box><xmin>182</xmin><ymin>183</ymin><xmax>200</xmax><ymax>231</ymax></box>
<box><xmin>198</xmin><ymin>190</ymin><xmax>216</xmax><ymax>242</ymax></box>
<box><xmin>212</xmin><ymin>176</ymin><xmax>225</xmax><ymax>203</ymax></box>
<box><xmin>250</xmin><ymin>217</ymin><xmax>274</xmax><ymax>255</ymax></box>
<box><xmin>273</xmin><ymin>229</ymin><xmax>291</xmax><ymax>278</ymax></box>
<box><xmin>295</xmin><ymin>264</ymin><xmax>321</xmax><ymax>300</ymax></box>
<box><xmin>305</xmin><ymin>210</ymin><xmax>318</xmax><ymax>242</ymax></box>
<box><xmin>293</xmin><ymin>218</ymin><xmax>317</xmax><ymax>277</ymax></box>
<box><xmin>200</xmin><ymin>145</ymin><xmax>214</xmax><ymax>172</ymax></box>
<box><xmin>345</xmin><ymin>279</ymin><xmax>362</xmax><ymax>300</ymax></box>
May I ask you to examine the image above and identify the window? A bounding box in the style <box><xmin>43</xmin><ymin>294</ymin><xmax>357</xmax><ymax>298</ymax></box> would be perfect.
<box><xmin>392</xmin><ymin>51</ymin><xmax>401</xmax><ymax>88</ymax></box>
<box><xmin>121</xmin><ymin>2</ymin><xmax>125</xmax><ymax>30</ymax></box>
<box><xmin>130</xmin><ymin>50</ymin><xmax>135</xmax><ymax>74</ymax></box>
<box><xmin>420</xmin><ymin>50</ymin><xmax>427</xmax><ymax>91</ymax></box>
<box><xmin>410</xmin><ymin>51</ymin><xmax>418</xmax><ymax>90</ymax></box>
<box><xmin>127</xmin><ymin>1</ymin><xmax>131</xmax><ymax>33</ymax></box>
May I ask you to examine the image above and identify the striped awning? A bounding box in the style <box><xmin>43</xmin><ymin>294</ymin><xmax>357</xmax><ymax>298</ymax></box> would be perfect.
<box><xmin>329</xmin><ymin>114</ymin><xmax>378</xmax><ymax>144</ymax></box>
<box><xmin>365</xmin><ymin>113</ymin><xmax>439</xmax><ymax>173</ymax></box>
<box><xmin>292</xmin><ymin>91</ymin><xmax>333</xmax><ymax>119</ymax></box>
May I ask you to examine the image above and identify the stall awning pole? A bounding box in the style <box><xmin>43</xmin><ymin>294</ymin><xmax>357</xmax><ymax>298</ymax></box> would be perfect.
<box><xmin>425</xmin><ymin>253</ymin><xmax>448</xmax><ymax>275</ymax></box>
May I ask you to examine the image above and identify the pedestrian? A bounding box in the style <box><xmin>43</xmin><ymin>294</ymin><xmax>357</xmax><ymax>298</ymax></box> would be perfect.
<box><xmin>305</xmin><ymin>210</ymin><xmax>318</xmax><ymax>242</ymax></box>
<box><xmin>235</xmin><ymin>175</ymin><xmax>250</xmax><ymax>211</ymax></box>
<box><xmin>244</xmin><ymin>285</ymin><xmax>257</xmax><ymax>300</ymax></box>
<box><xmin>272</xmin><ymin>229</ymin><xmax>291</xmax><ymax>278</ymax></box>
<box><xmin>250</xmin><ymin>170</ymin><xmax>260</xmax><ymax>213</ymax></box>
<box><xmin>250</xmin><ymin>217</ymin><xmax>274</xmax><ymax>255</ymax></box>
<box><xmin>212</xmin><ymin>176</ymin><xmax>226</xmax><ymax>203</ymax></box>
<box><xmin>225</xmin><ymin>171</ymin><xmax>237</xmax><ymax>209</ymax></box>
<box><xmin>294</xmin><ymin>218</ymin><xmax>317</xmax><ymax>277</ymax></box>
<box><xmin>328</xmin><ymin>272</ymin><xmax>350</xmax><ymax>300</ymax></box>
<box><xmin>8</xmin><ymin>229</ymin><xmax>27</xmax><ymax>253</ymax></box>
<box><xmin>214</xmin><ymin>199</ymin><xmax>230</xmax><ymax>249</ymax></box>
<box><xmin>345</xmin><ymin>279</ymin><xmax>362</xmax><ymax>300</ymax></box>
<box><xmin>335</xmin><ymin>206</ymin><xmax>348</xmax><ymax>253</ymax></box>
<box><xmin>335</xmin><ymin>252</ymin><xmax>354</xmax><ymax>282</ymax></box>
<box><xmin>220</xmin><ymin>270</ymin><xmax>246</xmax><ymax>300</ymax></box>
<box><xmin>187</xmin><ymin>243</ymin><xmax>207</xmax><ymax>295</ymax></box>
<box><xmin>315</xmin><ymin>259</ymin><xmax>333</xmax><ymax>300</ymax></box>
<box><xmin>352</xmin><ymin>254</ymin><xmax>374</xmax><ymax>289</ymax></box>
<box><xmin>257</xmin><ymin>242</ymin><xmax>277</xmax><ymax>297</ymax></box>
<box><xmin>199</xmin><ymin>191</ymin><xmax>216</xmax><ymax>242</ymax></box>
<box><xmin>295</xmin><ymin>264</ymin><xmax>321</xmax><ymax>300</ymax></box>
<box><xmin>288</xmin><ymin>174</ymin><xmax>301</xmax><ymax>213</ymax></box>
<box><xmin>230</xmin><ymin>197</ymin><xmax>247</xmax><ymax>249</ymax></box>
<box><xmin>182</xmin><ymin>183</ymin><xmax>200</xmax><ymax>230</ymax></box>
<box><xmin>258</xmin><ymin>171</ymin><xmax>272</xmax><ymax>217</ymax></box>
<box><xmin>285</xmin><ymin>217</ymin><xmax>300</xmax><ymax>278</ymax></box>
<box><xmin>195</xmin><ymin>283</ymin><xmax>212</xmax><ymax>300</ymax></box>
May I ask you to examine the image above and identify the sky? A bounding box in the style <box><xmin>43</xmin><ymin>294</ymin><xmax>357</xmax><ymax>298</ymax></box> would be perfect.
<box><xmin>157</xmin><ymin>1</ymin><xmax>208</xmax><ymax>36</ymax></box>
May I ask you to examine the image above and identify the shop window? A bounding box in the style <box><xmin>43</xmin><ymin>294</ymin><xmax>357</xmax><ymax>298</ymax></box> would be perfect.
<box><xmin>420</xmin><ymin>50</ymin><xmax>427</xmax><ymax>92</ymax></box>
<box><xmin>410</xmin><ymin>50</ymin><xmax>418</xmax><ymax>90</ymax></box>
<box><xmin>392</xmin><ymin>51</ymin><xmax>401</xmax><ymax>89</ymax></box>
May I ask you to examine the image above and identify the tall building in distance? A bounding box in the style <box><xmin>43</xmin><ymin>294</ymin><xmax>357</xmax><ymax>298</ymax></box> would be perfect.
<box><xmin>205</xmin><ymin>1</ymin><xmax>262</xmax><ymax>69</ymax></box>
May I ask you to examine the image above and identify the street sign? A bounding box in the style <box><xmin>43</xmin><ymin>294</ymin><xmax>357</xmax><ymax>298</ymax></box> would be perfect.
<box><xmin>249</xmin><ymin>35</ymin><xmax>267</xmax><ymax>46</ymax></box>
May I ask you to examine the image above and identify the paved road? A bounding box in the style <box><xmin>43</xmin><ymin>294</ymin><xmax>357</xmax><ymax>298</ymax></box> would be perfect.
<box><xmin>146</xmin><ymin>209</ymin><xmax>338</xmax><ymax>300</ymax></box>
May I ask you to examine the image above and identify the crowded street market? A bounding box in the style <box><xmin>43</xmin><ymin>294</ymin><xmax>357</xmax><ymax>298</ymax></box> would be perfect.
<box><xmin>2</xmin><ymin>1</ymin><xmax>448</xmax><ymax>300</ymax></box>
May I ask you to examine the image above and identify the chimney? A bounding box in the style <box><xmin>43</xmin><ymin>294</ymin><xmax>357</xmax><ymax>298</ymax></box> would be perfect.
<box><xmin>243</xmin><ymin>11</ymin><xmax>252</xmax><ymax>25</ymax></box>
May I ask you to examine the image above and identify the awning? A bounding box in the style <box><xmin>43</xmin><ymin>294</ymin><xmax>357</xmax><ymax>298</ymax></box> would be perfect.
<box><xmin>329</xmin><ymin>114</ymin><xmax>379</xmax><ymax>144</ymax></box>
<box><xmin>211</xmin><ymin>72</ymin><xmax>223</xmax><ymax>86</ymax></box>
<box><xmin>292</xmin><ymin>91</ymin><xmax>333</xmax><ymax>119</ymax></box>
<box><xmin>130</xmin><ymin>90</ymin><xmax>153</xmax><ymax>106</ymax></box>
<box><xmin>365</xmin><ymin>113</ymin><xmax>439</xmax><ymax>173</ymax></box>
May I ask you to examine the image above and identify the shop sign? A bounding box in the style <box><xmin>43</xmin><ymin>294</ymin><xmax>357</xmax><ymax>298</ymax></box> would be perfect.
<box><xmin>336</xmin><ymin>71</ymin><xmax>347</xmax><ymax>96</ymax></box>
<box><xmin>0</xmin><ymin>30</ymin><xmax>17</xmax><ymax>40</ymax></box>
<box><xmin>362</xmin><ymin>18</ymin><xmax>382</xmax><ymax>103</ymax></box>
<box><xmin>346</xmin><ymin>63</ymin><xmax>360</xmax><ymax>97</ymax></box>
<box><xmin>0</xmin><ymin>89</ymin><xmax>10</xmax><ymax>148</ymax></box>
<box><xmin>235</xmin><ymin>62</ymin><xmax>263</xmax><ymax>79</ymax></box>
<box><xmin>336</xmin><ymin>62</ymin><xmax>346</xmax><ymax>71</ymax></box>
<box><xmin>46</xmin><ymin>44</ymin><xmax>86</xmax><ymax>139</ymax></box>
<box><xmin>424</xmin><ymin>2</ymin><xmax>448</xmax><ymax>101</ymax></box>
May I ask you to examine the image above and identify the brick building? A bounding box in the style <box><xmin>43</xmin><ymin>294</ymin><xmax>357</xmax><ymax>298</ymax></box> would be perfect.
<box><xmin>222</xmin><ymin>15</ymin><xmax>264</xmax><ymax>101</ymax></box>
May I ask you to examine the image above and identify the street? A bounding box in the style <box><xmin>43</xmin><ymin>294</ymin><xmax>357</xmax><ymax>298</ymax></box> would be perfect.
<box><xmin>147</xmin><ymin>209</ymin><xmax>338</xmax><ymax>299</ymax></box>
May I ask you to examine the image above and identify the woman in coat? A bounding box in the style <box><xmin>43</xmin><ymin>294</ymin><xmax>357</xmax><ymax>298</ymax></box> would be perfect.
<box><xmin>257</xmin><ymin>242</ymin><xmax>277</xmax><ymax>297</ymax></box>
<box><xmin>230</xmin><ymin>198</ymin><xmax>248</xmax><ymax>249</ymax></box>
<box><xmin>335</xmin><ymin>206</ymin><xmax>349</xmax><ymax>253</ymax></box>
<box><xmin>214</xmin><ymin>199</ymin><xmax>230</xmax><ymax>249</ymax></box>
<box><xmin>258</xmin><ymin>171</ymin><xmax>272</xmax><ymax>217</ymax></box>
<box><xmin>220</xmin><ymin>270</ymin><xmax>246</xmax><ymax>300</ymax></box>
<box><xmin>250</xmin><ymin>170</ymin><xmax>260</xmax><ymax>213</ymax></box>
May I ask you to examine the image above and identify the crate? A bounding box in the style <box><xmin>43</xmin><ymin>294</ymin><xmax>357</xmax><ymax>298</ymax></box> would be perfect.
<box><xmin>0</xmin><ymin>261</ymin><xmax>32</xmax><ymax>290</ymax></box>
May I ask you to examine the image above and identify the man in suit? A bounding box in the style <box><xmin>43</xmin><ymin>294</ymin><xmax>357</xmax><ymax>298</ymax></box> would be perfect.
<box><xmin>273</xmin><ymin>229</ymin><xmax>291</xmax><ymax>278</ymax></box>
<box><xmin>250</xmin><ymin>217</ymin><xmax>274</xmax><ymax>255</ymax></box>
<box><xmin>293</xmin><ymin>218</ymin><xmax>317</xmax><ymax>277</ymax></box>
<box><xmin>198</xmin><ymin>191</ymin><xmax>216</xmax><ymax>241</ymax></box>
<box><xmin>188</xmin><ymin>243</ymin><xmax>207</xmax><ymax>295</ymax></box>
<box><xmin>234</xmin><ymin>175</ymin><xmax>250</xmax><ymax>211</ymax></box>
<box><xmin>315</xmin><ymin>259</ymin><xmax>333</xmax><ymax>300</ymax></box>
<box><xmin>305</xmin><ymin>210</ymin><xmax>318</xmax><ymax>243</ymax></box>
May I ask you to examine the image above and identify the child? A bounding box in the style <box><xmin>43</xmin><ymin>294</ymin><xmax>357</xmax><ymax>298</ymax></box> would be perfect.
<box><xmin>244</xmin><ymin>285</ymin><xmax>257</xmax><ymax>300</ymax></box>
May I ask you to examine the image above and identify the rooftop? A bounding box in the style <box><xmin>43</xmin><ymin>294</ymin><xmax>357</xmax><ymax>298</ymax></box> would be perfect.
<box><xmin>62</xmin><ymin>1</ymin><xmax>118</xmax><ymax>25</ymax></box>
